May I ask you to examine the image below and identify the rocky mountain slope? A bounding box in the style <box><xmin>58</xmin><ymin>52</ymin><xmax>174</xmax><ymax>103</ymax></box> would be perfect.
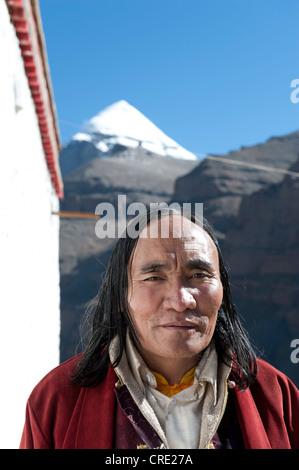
<box><xmin>172</xmin><ymin>130</ymin><xmax>299</xmax><ymax>237</ymax></box>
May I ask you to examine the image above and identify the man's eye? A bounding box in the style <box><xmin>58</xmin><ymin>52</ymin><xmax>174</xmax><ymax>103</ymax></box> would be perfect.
<box><xmin>192</xmin><ymin>272</ymin><xmax>209</xmax><ymax>278</ymax></box>
<box><xmin>145</xmin><ymin>276</ymin><xmax>161</xmax><ymax>281</ymax></box>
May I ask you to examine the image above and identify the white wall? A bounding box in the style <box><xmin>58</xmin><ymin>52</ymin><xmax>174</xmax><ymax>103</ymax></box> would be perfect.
<box><xmin>0</xmin><ymin>0</ymin><xmax>60</xmax><ymax>448</ymax></box>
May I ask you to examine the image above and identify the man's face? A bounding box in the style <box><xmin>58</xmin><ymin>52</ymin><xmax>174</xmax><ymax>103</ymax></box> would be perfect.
<box><xmin>127</xmin><ymin>215</ymin><xmax>223</xmax><ymax>371</ymax></box>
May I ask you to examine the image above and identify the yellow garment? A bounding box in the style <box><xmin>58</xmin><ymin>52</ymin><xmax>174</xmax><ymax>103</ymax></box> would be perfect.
<box><xmin>151</xmin><ymin>366</ymin><xmax>197</xmax><ymax>397</ymax></box>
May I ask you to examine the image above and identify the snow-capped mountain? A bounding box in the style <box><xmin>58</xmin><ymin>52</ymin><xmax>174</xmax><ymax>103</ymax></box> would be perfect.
<box><xmin>71</xmin><ymin>100</ymin><xmax>197</xmax><ymax>161</ymax></box>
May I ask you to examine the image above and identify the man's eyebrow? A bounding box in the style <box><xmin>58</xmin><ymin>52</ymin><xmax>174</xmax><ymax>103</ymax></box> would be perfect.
<box><xmin>185</xmin><ymin>259</ymin><xmax>214</xmax><ymax>271</ymax></box>
<box><xmin>138</xmin><ymin>262</ymin><xmax>171</xmax><ymax>274</ymax></box>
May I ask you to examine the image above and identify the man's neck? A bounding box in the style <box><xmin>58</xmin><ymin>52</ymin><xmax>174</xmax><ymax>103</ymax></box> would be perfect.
<box><xmin>139</xmin><ymin>349</ymin><xmax>201</xmax><ymax>386</ymax></box>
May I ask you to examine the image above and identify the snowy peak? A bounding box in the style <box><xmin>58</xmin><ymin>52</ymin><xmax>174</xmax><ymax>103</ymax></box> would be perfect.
<box><xmin>72</xmin><ymin>100</ymin><xmax>197</xmax><ymax>160</ymax></box>
<box><xmin>87</xmin><ymin>100</ymin><xmax>157</xmax><ymax>139</ymax></box>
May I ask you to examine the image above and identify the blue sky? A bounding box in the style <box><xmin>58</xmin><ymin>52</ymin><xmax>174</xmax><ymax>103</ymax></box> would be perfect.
<box><xmin>39</xmin><ymin>0</ymin><xmax>299</xmax><ymax>156</ymax></box>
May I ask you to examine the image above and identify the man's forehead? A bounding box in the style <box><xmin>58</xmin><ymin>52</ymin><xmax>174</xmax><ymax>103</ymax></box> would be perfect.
<box><xmin>138</xmin><ymin>216</ymin><xmax>212</xmax><ymax>247</ymax></box>
<box><xmin>134</xmin><ymin>235</ymin><xmax>215</xmax><ymax>260</ymax></box>
<box><xmin>139</xmin><ymin>214</ymin><xmax>201</xmax><ymax>239</ymax></box>
<box><xmin>131</xmin><ymin>219</ymin><xmax>218</xmax><ymax>270</ymax></box>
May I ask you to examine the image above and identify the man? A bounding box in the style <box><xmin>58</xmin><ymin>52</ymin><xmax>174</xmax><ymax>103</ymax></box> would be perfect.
<box><xmin>20</xmin><ymin>207</ymin><xmax>299</xmax><ymax>449</ymax></box>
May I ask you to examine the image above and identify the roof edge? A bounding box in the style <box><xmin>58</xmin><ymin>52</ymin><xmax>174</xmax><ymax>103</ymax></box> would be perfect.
<box><xmin>6</xmin><ymin>0</ymin><xmax>63</xmax><ymax>198</ymax></box>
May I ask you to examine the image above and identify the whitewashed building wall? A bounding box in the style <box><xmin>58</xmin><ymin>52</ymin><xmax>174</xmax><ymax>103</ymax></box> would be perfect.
<box><xmin>0</xmin><ymin>0</ymin><xmax>60</xmax><ymax>448</ymax></box>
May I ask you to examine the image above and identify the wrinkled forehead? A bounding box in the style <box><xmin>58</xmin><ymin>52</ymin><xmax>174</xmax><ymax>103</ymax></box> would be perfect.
<box><xmin>130</xmin><ymin>215</ymin><xmax>219</xmax><ymax>268</ymax></box>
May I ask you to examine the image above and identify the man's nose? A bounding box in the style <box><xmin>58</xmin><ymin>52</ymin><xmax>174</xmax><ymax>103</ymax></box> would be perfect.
<box><xmin>163</xmin><ymin>281</ymin><xmax>197</xmax><ymax>312</ymax></box>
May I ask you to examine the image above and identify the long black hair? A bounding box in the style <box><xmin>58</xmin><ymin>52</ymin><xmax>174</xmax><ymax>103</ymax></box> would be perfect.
<box><xmin>71</xmin><ymin>206</ymin><xmax>257</xmax><ymax>390</ymax></box>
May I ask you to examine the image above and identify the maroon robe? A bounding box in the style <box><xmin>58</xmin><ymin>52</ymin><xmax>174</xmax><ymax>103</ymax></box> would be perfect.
<box><xmin>20</xmin><ymin>355</ymin><xmax>299</xmax><ymax>449</ymax></box>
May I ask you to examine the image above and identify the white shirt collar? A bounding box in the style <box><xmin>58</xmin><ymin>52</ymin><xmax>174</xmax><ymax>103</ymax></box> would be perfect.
<box><xmin>124</xmin><ymin>330</ymin><xmax>219</xmax><ymax>405</ymax></box>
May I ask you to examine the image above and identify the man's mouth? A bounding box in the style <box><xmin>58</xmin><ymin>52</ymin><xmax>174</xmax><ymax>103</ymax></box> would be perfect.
<box><xmin>159</xmin><ymin>322</ymin><xmax>199</xmax><ymax>330</ymax></box>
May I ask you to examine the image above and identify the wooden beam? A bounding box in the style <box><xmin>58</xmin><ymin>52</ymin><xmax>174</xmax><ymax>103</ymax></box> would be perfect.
<box><xmin>52</xmin><ymin>211</ymin><xmax>100</xmax><ymax>219</ymax></box>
